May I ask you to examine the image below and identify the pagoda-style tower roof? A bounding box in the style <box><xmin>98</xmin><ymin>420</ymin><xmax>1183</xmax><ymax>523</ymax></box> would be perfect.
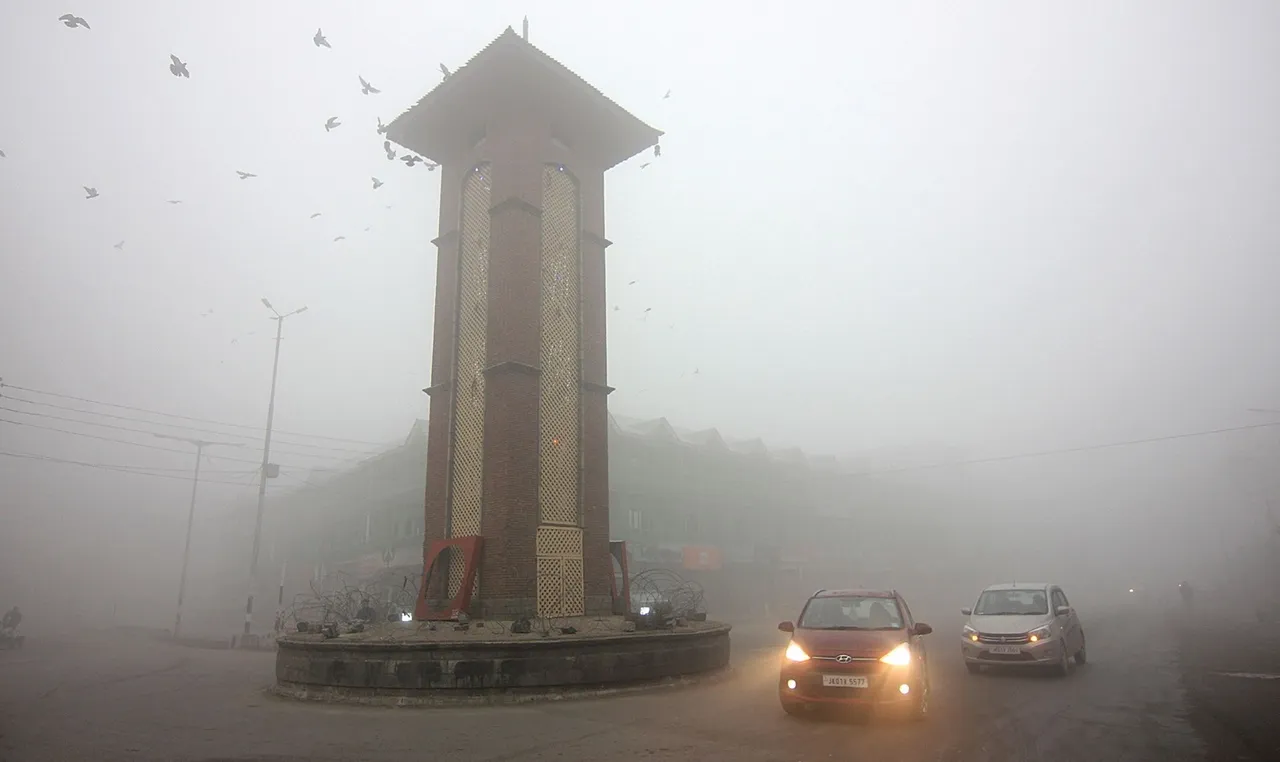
<box><xmin>387</xmin><ymin>27</ymin><xmax>662</xmax><ymax>170</ymax></box>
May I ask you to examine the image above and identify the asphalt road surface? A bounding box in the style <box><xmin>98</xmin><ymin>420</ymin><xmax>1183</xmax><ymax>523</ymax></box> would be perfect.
<box><xmin>1</xmin><ymin>605</ymin><xmax>1275</xmax><ymax>762</ymax></box>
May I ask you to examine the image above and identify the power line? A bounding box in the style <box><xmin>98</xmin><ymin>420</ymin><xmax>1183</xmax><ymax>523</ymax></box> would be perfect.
<box><xmin>851</xmin><ymin>419</ymin><xmax>1280</xmax><ymax>477</ymax></box>
<box><xmin>0</xmin><ymin>393</ymin><xmax>381</xmax><ymax>455</ymax></box>
<box><xmin>0</xmin><ymin>406</ymin><xmax>361</xmax><ymax>462</ymax></box>
<box><xmin>0</xmin><ymin>382</ymin><xmax>387</xmax><ymax>446</ymax></box>
<box><xmin>0</xmin><ymin>450</ymin><xmax>259</xmax><ymax>486</ymax></box>
<box><xmin>0</xmin><ymin>417</ymin><xmax>267</xmax><ymax>464</ymax></box>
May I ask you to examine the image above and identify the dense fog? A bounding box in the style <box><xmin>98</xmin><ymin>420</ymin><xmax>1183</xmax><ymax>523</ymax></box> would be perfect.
<box><xmin>2</xmin><ymin>0</ymin><xmax>1279</xmax><ymax>639</ymax></box>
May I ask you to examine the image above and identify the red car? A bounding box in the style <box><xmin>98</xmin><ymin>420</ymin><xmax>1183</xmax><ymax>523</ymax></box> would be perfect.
<box><xmin>778</xmin><ymin>588</ymin><xmax>933</xmax><ymax>719</ymax></box>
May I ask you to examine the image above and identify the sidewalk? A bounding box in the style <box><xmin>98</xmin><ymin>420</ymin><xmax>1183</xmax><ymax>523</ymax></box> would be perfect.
<box><xmin>1175</xmin><ymin>606</ymin><xmax>1280</xmax><ymax>761</ymax></box>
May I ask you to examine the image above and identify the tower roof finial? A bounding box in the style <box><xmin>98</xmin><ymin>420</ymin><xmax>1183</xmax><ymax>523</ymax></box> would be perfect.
<box><xmin>522</xmin><ymin>16</ymin><xmax>529</xmax><ymax>41</ymax></box>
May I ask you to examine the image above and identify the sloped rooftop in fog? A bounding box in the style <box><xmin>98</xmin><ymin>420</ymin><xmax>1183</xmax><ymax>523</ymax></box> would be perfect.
<box><xmin>609</xmin><ymin>413</ymin><xmax>848</xmax><ymax>473</ymax></box>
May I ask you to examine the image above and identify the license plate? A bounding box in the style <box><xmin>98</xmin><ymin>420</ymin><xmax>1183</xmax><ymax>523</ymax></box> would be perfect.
<box><xmin>821</xmin><ymin>674</ymin><xmax>869</xmax><ymax>688</ymax></box>
<box><xmin>989</xmin><ymin>645</ymin><xmax>1022</xmax><ymax>655</ymax></box>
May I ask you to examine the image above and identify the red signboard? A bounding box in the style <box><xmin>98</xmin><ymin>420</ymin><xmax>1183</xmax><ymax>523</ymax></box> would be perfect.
<box><xmin>682</xmin><ymin>546</ymin><xmax>723</xmax><ymax>571</ymax></box>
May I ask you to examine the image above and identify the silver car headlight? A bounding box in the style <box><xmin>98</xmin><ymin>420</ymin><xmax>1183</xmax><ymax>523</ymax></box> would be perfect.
<box><xmin>1027</xmin><ymin>625</ymin><xmax>1052</xmax><ymax>643</ymax></box>
<box><xmin>962</xmin><ymin>625</ymin><xmax>978</xmax><ymax>642</ymax></box>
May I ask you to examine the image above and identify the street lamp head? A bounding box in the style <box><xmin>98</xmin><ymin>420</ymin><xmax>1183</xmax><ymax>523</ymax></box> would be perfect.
<box><xmin>261</xmin><ymin>298</ymin><xmax>274</xmax><ymax>311</ymax></box>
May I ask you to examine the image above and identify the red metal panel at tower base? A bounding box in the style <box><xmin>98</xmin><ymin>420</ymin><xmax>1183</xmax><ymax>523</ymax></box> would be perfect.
<box><xmin>683</xmin><ymin>546</ymin><xmax>723</xmax><ymax>571</ymax></box>
<box><xmin>414</xmin><ymin>535</ymin><xmax>484</xmax><ymax>620</ymax></box>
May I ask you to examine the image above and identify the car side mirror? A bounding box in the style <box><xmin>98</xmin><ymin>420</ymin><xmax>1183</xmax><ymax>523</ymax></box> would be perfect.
<box><xmin>1055</xmin><ymin>606</ymin><xmax>1072</xmax><ymax>617</ymax></box>
<box><xmin>778</xmin><ymin>621</ymin><xmax>795</xmax><ymax>633</ymax></box>
<box><xmin>960</xmin><ymin>608</ymin><xmax>973</xmax><ymax>616</ymax></box>
<box><xmin>913</xmin><ymin>622</ymin><xmax>933</xmax><ymax>636</ymax></box>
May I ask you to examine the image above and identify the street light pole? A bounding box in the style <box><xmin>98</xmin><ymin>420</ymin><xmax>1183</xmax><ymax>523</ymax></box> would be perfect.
<box><xmin>154</xmin><ymin>434</ymin><xmax>241</xmax><ymax>639</ymax></box>
<box><xmin>243</xmin><ymin>299</ymin><xmax>308</xmax><ymax>638</ymax></box>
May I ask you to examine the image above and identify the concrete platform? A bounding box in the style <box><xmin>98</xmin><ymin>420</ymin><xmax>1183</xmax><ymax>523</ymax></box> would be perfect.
<box><xmin>273</xmin><ymin>617</ymin><xmax>732</xmax><ymax>705</ymax></box>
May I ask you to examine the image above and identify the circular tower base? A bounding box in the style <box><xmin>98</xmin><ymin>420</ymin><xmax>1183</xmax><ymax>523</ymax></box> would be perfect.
<box><xmin>273</xmin><ymin>617</ymin><xmax>732</xmax><ymax>706</ymax></box>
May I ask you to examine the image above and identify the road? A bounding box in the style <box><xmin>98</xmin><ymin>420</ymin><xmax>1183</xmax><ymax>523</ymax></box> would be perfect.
<box><xmin>1</xmin><ymin>605</ymin><xmax>1275</xmax><ymax>762</ymax></box>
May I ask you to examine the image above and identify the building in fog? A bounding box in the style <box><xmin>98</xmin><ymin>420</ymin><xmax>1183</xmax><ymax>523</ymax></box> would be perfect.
<box><xmin>225</xmin><ymin>414</ymin><xmax>942</xmax><ymax>621</ymax></box>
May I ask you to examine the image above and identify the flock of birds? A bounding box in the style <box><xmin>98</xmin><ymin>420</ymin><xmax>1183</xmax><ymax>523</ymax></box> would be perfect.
<box><xmin>33</xmin><ymin>13</ymin><xmax>454</xmax><ymax>246</ymax></box>
<box><xmin>19</xmin><ymin>12</ymin><xmax>674</xmax><ymax>349</ymax></box>
<box><xmin>12</xmin><ymin>12</ymin><xmax>670</xmax><ymax>244</ymax></box>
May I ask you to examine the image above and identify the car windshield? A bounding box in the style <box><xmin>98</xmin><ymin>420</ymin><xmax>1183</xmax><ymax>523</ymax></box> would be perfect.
<box><xmin>799</xmin><ymin>596</ymin><xmax>905</xmax><ymax>630</ymax></box>
<box><xmin>974</xmin><ymin>589</ymin><xmax>1049</xmax><ymax>616</ymax></box>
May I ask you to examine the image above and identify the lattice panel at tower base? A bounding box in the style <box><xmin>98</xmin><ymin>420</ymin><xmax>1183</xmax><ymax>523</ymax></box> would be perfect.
<box><xmin>536</xmin><ymin>524</ymin><xmax>584</xmax><ymax>617</ymax></box>
<box><xmin>536</xmin><ymin>557</ymin><xmax>585</xmax><ymax>618</ymax></box>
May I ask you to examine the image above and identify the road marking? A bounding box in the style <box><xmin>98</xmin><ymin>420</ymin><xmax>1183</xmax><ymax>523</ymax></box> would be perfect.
<box><xmin>1213</xmin><ymin>671</ymin><xmax>1280</xmax><ymax>680</ymax></box>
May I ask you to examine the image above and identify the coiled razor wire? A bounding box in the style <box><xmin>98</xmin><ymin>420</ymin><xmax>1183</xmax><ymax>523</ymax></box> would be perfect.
<box><xmin>628</xmin><ymin>568</ymin><xmax>706</xmax><ymax>620</ymax></box>
<box><xmin>284</xmin><ymin>570</ymin><xmax>420</xmax><ymax>631</ymax></box>
<box><xmin>283</xmin><ymin>567</ymin><xmax>706</xmax><ymax>633</ymax></box>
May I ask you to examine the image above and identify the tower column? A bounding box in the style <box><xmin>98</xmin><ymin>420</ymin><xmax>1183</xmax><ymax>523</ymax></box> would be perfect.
<box><xmin>390</xmin><ymin>27</ymin><xmax>661</xmax><ymax>621</ymax></box>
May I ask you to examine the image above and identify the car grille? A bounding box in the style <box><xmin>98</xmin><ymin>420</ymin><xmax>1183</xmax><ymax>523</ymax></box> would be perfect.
<box><xmin>978</xmin><ymin>651</ymin><xmax>1037</xmax><ymax>662</ymax></box>
<box><xmin>977</xmin><ymin>632</ymin><xmax>1031</xmax><ymax>644</ymax></box>
<box><xmin>809</xmin><ymin>657</ymin><xmax>882</xmax><ymax>673</ymax></box>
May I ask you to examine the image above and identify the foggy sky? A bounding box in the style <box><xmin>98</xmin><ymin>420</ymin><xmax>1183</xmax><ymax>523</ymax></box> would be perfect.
<box><xmin>2</xmin><ymin>1</ymin><xmax>1279</xmax><ymax>617</ymax></box>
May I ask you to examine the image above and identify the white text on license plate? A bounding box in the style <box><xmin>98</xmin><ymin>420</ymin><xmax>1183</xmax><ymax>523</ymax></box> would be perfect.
<box><xmin>822</xmin><ymin>675</ymin><xmax>869</xmax><ymax>688</ymax></box>
<box><xmin>989</xmin><ymin>645</ymin><xmax>1022</xmax><ymax>655</ymax></box>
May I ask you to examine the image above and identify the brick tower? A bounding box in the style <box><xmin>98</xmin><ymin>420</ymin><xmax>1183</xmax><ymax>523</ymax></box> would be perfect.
<box><xmin>387</xmin><ymin>28</ymin><xmax>660</xmax><ymax>619</ymax></box>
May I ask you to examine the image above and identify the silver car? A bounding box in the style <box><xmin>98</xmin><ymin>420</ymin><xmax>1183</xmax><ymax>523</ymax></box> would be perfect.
<box><xmin>960</xmin><ymin>583</ymin><xmax>1086</xmax><ymax>676</ymax></box>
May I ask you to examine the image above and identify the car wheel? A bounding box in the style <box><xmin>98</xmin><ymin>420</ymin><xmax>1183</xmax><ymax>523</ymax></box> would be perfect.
<box><xmin>1074</xmin><ymin>632</ymin><xmax>1087</xmax><ymax>665</ymax></box>
<box><xmin>1056</xmin><ymin>644</ymin><xmax>1073</xmax><ymax>677</ymax></box>
<box><xmin>965</xmin><ymin>662</ymin><xmax>982</xmax><ymax>674</ymax></box>
<box><xmin>909</xmin><ymin>683</ymin><xmax>930</xmax><ymax>721</ymax></box>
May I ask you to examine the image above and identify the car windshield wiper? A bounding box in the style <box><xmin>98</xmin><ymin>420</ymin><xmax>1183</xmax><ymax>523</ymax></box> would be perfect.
<box><xmin>803</xmin><ymin>625</ymin><xmax>870</xmax><ymax>630</ymax></box>
<box><xmin>802</xmin><ymin>625</ymin><xmax>902</xmax><ymax>631</ymax></box>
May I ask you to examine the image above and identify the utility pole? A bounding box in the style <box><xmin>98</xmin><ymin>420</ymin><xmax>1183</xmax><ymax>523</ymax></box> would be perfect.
<box><xmin>154</xmin><ymin>434</ymin><xmax>241</xmax><ymax>639</ymax></box>
<box><xmin>243</xmin><ymin>298</ymin><xmax>308</xmax><ymax>639</ymax></box>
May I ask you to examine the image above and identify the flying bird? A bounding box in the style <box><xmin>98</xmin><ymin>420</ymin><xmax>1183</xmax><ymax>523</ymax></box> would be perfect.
<box><xmin>333</xmin><ymin>236</ymin><xmax>345</xmax><ymax>242</ymax></box>
<box><xmin>0</xmin><ymin>149</ymin><xmax>6</xmax><ymax>158</ymax></box>
<box><xmin>371</xmin><ymin>177</ymin><xmax>383</xmax><ymax>189</ymax></box>
<box><xmin>313</xmin><ymin>28</ymin><xmax>330</xmax><ymax>48</ymax></box>
<box><xmin>309</xmin><ymin>212</ymin><xmax>322</xmax><ymax>219</ymax></box>
<box><xmin>113</xmin><ymin>240</ymin><xmax>124</xmax><ymax>250</ymax></box>
<box><xmin>359</xmin><ymin>76</ymin><xmax>380</xmax><ymax>95</ymax></box>
<box><xmin>166</xmin><ymin>199</ymin><xmax>182</xmax><ymax>204</ymax></box>
<box><xmin>376</xmin><ymin>117</ymin><xmax>388</xmax><ymax>135</ymax></box>
<box><xmin>363</xmin><ymin>226</ymin><xmax>372</xmax><ymax>232</ymax></box>
<box><xmin>383</xmin><ymin>140</ymin><xmax>396</xmax><ymax>161</ymax></box>
<box><xmin>236</xmin><ymin>170</ymin><xmax>257</xmax><ymax>179</ymax></box>
<box><xmin>59</xmin><ymin>14</ymin><xmax>89</xmax><ymax>29</ymax></box>
<box><xmin>654</xmin><ymin>144</ymin><xmax>661</xmax><ymax>158</ymax></box>
<box><xmin>439</xmin><ymin>63</ymin><xmax>452</xmax><ymax>78</ymax></box>
<box><xmin>83</xmin><ymin>186</ymin><xmax>99</xmax><ymax>199</ymax></box>
<box><xmin>324</xmin><ymin>117</ymin><xmax>341</xmax><ymax>132</ymax></box>
<box><xmin>640</xmin><ymin>162</ymin><xmax>651</xmax><ymax>169</ymax></box>
<box><xmin>402</xmin><ymin>154</ymin><xmax>425</xmax><ymax>167</ymax></box>
<box><xmin>201</xmin><ymin>308</ymin><xmax>214</xmax><ymax>317</ymax></box>
<box><xmin>628</xmin><ymin>280</ymin><xmax>637</xmax><ymax>285</ymax></box>
<box><xmin>169</xmin><ymin>55</ymin><xmax>190</xmax><ymax>78</ymax></box>
<box><xmin>663</xmin><ymin>89</ymin><xmax>671</xmax><ymax>99</ymax></box>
